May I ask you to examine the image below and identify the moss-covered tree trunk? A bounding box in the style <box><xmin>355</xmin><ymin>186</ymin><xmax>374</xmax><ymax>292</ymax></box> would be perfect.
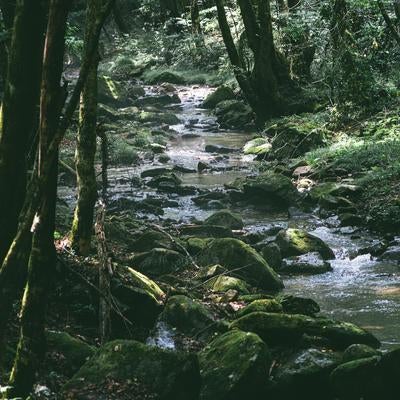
<box><xmin>0</xmin><ymin>0</ymin><xmax>47</xmax><ymax>265</ymax></box>
<box><xmin>71</xmin><ymin>0</ymin><xmax>103</xmax><ymax>256</ymax></box>
<box><xmin>5</xmin><ymin>1</ymin><xmax>71</xmax><ymax>397</ymax></box>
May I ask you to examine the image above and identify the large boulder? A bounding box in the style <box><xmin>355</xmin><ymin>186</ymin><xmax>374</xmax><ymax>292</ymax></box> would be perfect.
<box><xmin>237</xmin><ymin>299</ymin><xmax>283</xmax><ymax>318</ymax></box>
<box><xmin>198</xmin><ymin>330</ymin><xmax>271</xmax><ymax>400</ymax></box>
<box><xmin>203</xmin><ymin>86</ymin><xmax>235</xmax><ymax>109</ymax></box>
<box><xmin>281</xmin><ymin>252</ymin><xmax>333</xmax><ymax>274</ymax></box>
<box><xmin>279</xmin><ymin>295</ymin><xmax>320</xmax><ymax>317</ymax></box>
<box><xmin>199</xmin><ymin>238</ymin><xmax>284</xmax><ymax>291</ymax></box>
<box><xmin>62</xmin><ymin>340</ymin><xmax>200</xmax><ymax>400</ymax></box>
<box><xmin>131</xmin><ymin>248</ymin><xmax>188</xmax><ymax>277</ymax></box>
<box><xmin>207</xmin><ymin>275</ymin><xmax>250</xmax><ymax>295</ymax></box>
<box><xmin>215</xmin><ymin>100</ymin><xmax>253</xmax><ymax>129</ymax></box>
<box><xmin>330</xmin><ymin>349</ymin><xmax>400</xmax><ymax>399</ymax></box>
<box><xmin>271</xmin><ymin>348</ymin><xmax>341</xmax><ymax>399</ymax></box>
<box><xmin>145</xmin><ymin>70</ymin><xmax>186</xmax><ymax>84</ymax></box>
<box><xmin>112</xmin><ymin>267</ymin><xmax>165</xmax><ymax>329</ymax></box>
<box><xmin>160</xmin><ymin>295</ymin><xmax>221</xmax><ymax>339</ymax></box>
<box><xmin>243</xmin><ymin>137</ymin><xmax>271</xmax><ymax>156</ymax></box>
<box><xmin>204</xmin><ymin>210</ymin><xmax>244</xmax><ymax>230</ymax></box>
<box><xmin>276</xmin><ymin>229</ymin><xmax>335</xmax><ymax>260</ymax></box>
<box><xmin>230</xmin><ymin>312</ymin><xmax>380</xmax><ymax>349</ymax></box>
<box><xmin>180</xmin><ymin>224</ymin><xmax>233</xmax><ymax>238</ymax></box>
<box><xmin>230</xmin><ymin>172</ymin><xmax>298</xmax><ymax>207</ymax></box>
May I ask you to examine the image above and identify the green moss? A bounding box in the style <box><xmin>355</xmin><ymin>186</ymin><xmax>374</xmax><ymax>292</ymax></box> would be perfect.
<box><xmin>237</xmin><ymin>299</ymin><xmax>283</xmax><ymax>318</ymax></box>
<box><xmin>199</xmin><ymin>330</ymin><xmax>270</xmax><ymax>400</ymax></box>
<box><xmin>62</xmin><ymin>340</ymin><xmax>200</xmax><ymax>400</ymax></box>
<box><xmin>243</xmin><ymin>137</ymin><xmax>272</xmax><ymax>156</ymax></box>
<box><xmin>204</xmin><ymin>210</ymin><xmax>244</xmax><ymax>230</ymax></box>
<box><xmin>202</xmin><ymin>85</ymin><xmax>235</xmax><ymax>109</ymax></box>
<box><xmin>199</xmin><ymin>238</ymin><xmax>284</xmax><ymax>291</ymax></box>
<box><xmin>207</xmin><ymin>275</ymin><xmax>250</xmax><ymax>294</ymax></box>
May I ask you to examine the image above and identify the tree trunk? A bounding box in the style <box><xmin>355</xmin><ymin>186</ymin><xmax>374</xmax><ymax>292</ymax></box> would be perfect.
<box><xmin>71</xmin><ymin>0</ymin><xmax>102</xmax><ymax>256</ymax></box>
<box><xmin>0</xmin><ymin>0</ymin><xmax>47</xmax><ymax>265</ymax></box>
<box><xmin>0</xmin><ymin>0</ymin><xmax>116</xmax><ymax>376</ymax></box>
<box><xmin>0</xmin><ymin>0</ymin><xmax>16</xmax><ymax>28</ymax></box>
<box><xmin>191</xmin><ymin>0</ymin><xmax>201</xmax><ymax>33</ymax></box>
<box><xmin>5</xmin><ymin>0</ymin><xmax>70</xmax><ymax>397</ymax></box>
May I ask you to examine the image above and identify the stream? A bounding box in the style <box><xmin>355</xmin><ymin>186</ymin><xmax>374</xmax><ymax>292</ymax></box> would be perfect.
<box><xmin>62</xmin><ymin>85</ymin><xmax>400</xmax><ymax>349</ymax></box>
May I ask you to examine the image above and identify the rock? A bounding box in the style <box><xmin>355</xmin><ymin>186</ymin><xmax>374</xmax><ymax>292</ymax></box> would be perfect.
<box><xmin>279</xmin><ymin>295</ymin><xmax>320</xmax><ymax>316</ymax></box>
<box><xmin>141</xmin><ymin>167</ymin><xmax>172</xmax><ymax>178</ymax></box>
<box><xmin>339</xmin><ymin>213</ymin><xmax>364</xmax><ymax>227</ymax></box>
<box><xmin>180</xmin><ymin>224</ymin><xmax>233</xmax><ymax>238</ymax></box>
<box><xmin>206</xmin><ymin>200</ymin><xmax>225</xmax><ymax>209</ymax></box>
<box><xmin>46</xmin><ymin>331</ymin><xmax>95</xmax><ymax>377</ymax></box>
<box><xmin>173</xmin><ymin>164</ymin><xmax>197</xmax><ymax>173</ymax></box>
<box><xmin>139</xmin><ymin>111</ymin><xmax>180</xmax><ymax>125</ymax></box>
<box><xmin>98</xmin><ymin>75</ymin><xmax>132</xmax><ymax>107</ymax></box>
<box><xmin>197</xmin><ymin>161</ymin><xmax>211</xmax><ymax>172</ymax></box>
<box><xmin>207</xmin><ymin>275</ymin><xmax>250</xmax><ymax>294</ymax></box>
<box><xmin>198</xmin><ymin>330</ymin><xmax>271</xmax><ymax>400</ymax></box>
<box><xmin>146</xmin><ymin>70</ymin><xmax>186</xmax><ymax>84</ymax></box>
<box><xmin>230</xmin><ymin>312</ymin><xmax>380</xmax><ymax>349</ymax></box>
<box><xmin>147</xmin><ymin>173</ymin><xmax>196</xmax><ymax>195</ymax></box>
<box><xmin>271</xmin><ymin>348</ymin><xmax>341</xmax><ymax>399</ymax></box>
<box><xmin>308</xmin><ymin>182</ymin><xmax>361</xmax><ymax>209</ymax></box>
<box><xmin>276</xmin><ymin>229</ymin><xmax>335</xmax><ymax>260</ymax></box>
<box><xmin>135</xmin><ymin>93</ymin><xmax>181</xmax><ymax>107</ymax></box>
<box><xmin>131</xmin><ymin>248</ymin><xmax>187</xmax><ymax>277</ymax></box>
<box><xmin>150</xmin><ymin>143</ymin><xmax>167</xmax><ymax>153</ymax></box>
<box><xmin>232</xmin><ymin>172</ymin><xmax>298</xmax><ymax>207</ymax></box>
<box><xmin>237</xmin><ymin>299</ymin><xmax>283</xmax><ymax>318</ymax></box>
<box><xmin>281</xmin><ymin>252</ymin><xmax>333</xmax><ymax>274</ymax></box>
<box><xmin>112</xmin><ymin>267</ymin><xmax>165</xmax><ymax>329</ymax></box>
<box><xmin>378</xmin><ymin>246</ymin><xmax>400</xmax><ymax>262</ymax></box>
<box><xmin>204</xmin><ymin>210</ymin><xmax>244</xmax><ymax>230</ymax></box>
<box><xmin>186</xmin><ymin>237</ymin><xmax>212</xmax><ymax>255</ymax></box>
<box><xmin>205</xmin><ymin>144</ymin><xmax>238</xmax><ymax>154</ymax></box>
<box><xmin>243</xmin><ymin>138</ymin><xmax>271</xmax><ymax>156</ymax></box>
<box><xmin>202</xmin><ymin>86</ymin><xmax>235</xmax><ymax>109</ymax></box>
<box><xmin>160</xmin><ymin>295</ymin><xmax>220</xmax><ymax>338</ymax></box>
<box><xmin>215</xmin><ymin>100</ymin><xmax>253</xmax><ymax>129</ymax></box>
<box><xmin>261</xmin><ymin>243</ymin><xmax>282</xmax><ymax>270</ymax></box>
<box><xmin>199</xmin><ymin>238</ymin><xmax>284</xmax><ymax>291</ymax></box>
<box><xmin>62</xmin><ymin>340</ymin><xmax>200</xmax><ymax>400</ymax></box>
<box><xmin>342</xmin><ymin>344</ymin><xmax>380</xmax><ymax>363</ymax></box>
<box><xmin>197</xmin><ymin>264</ymin><xmax>227</xmax><ymax>280</ymax></box>
<box><xmin>330</xmin><ymin>348</ymin><xmax>400</xmax><ymax>399</ymax></box>
<box><xmin>192</xmin><ymin>192</ymin><xmax>229</xmax><ymax>206</ymax></box>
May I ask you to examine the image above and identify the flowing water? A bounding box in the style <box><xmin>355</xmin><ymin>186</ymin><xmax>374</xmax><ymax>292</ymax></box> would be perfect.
<box><xmin>62</xmin><ymin>85</ymin><xmax>400</xmax><ymax>349</ymax></box>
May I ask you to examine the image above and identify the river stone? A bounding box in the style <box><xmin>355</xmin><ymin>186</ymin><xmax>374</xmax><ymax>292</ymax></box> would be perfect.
<box><xmin>46</xmin><ymin>331</ymin><xmax>95</xmax><ymax>377</ymax></box>
<box><xmin>207</xmin><ymin>275</ymin><xmax>250</xmax><ymax>294</ymax></box>
<box><xmin>271</xmin><ymin>348</ymin><xmax>341</xmax><ymax>399</ymax></box>
<box><xmin>198</xmin><ymin>330</ymin><xmax>271</xmax><ymax>400</ymax></box>
<box><xmin>138</xmin><ymin>110</ymin><xmax>180</xmax><ymax>125</ymax></box>
<box><xmin>230</xmin><ymin>312</ymin><xmax>380</xmax><ymax>349</ymax></box>
<box><xmin>192</xmin><ymin>191</ymin><xmax>229</xmax><ymax>206</ymax></box>
<box><xmin>243</xmin><ymin>137</ymin><xmax>271</xmax><ymax>156</ymax></box>
<box><xmin>199</xmin><ymin>238</ymin><xmax>284</xmax><ymax>291</ymax></box>
<box><xmin>62</xmin><ymin>340</ymin><xmax>200</xmax><ymax>400</ymax></box>
<box><xmin>180</xmin><ymin>224</ymin><xmax>233</xmax><ymax>238</ymax></box>
<box><xmin>131</xmin><ymin>248</ymin><xmax>187</xmax><ymax>276</ymax></box>
<box><xmin>202</xmin><ymin>86</ymin><xmax>235</xmax><ymax>109</ymax></box>
<box><xmin>233</xmin><ymin>172</ymin><xmax>298</xmax><ymax>207</ymax></box>
<box><xmin>141</xmin><ymin>167</ymin><xmax>172</xmax><ymax>178</ymax></box>
<box><xmin>160</xmin><ymin>295</ymin><xmax>220</xmax><ymax>338</ymax></box>
<box><xmin>342</xmin><ymin>344</ymin><xmax>380</xmax><ymax>363</ymax></box>
<box><xmin>237</xmin><ymin>299</ymin><xmax>283</xmax><ymax>318</ymax></box>
<box><xmin>146</xmin><ymin>70</ymin><xmax>186</xmax><ymax>84</ymax></box>
<box><xmin>186</xmin><ymin>237</ymin><xmax>212</xmax><ymax>255</ymax></box>
<box><xmin>205</xmin><ymin>144</ymin><xmax>238</xmax><ymax>154</ymax></box>
<box><xmin>279</xmin><ymin>295</ymin><xmax>320</xmax><ymax>317</ymax></box>
<box><xmin>330</xmin><ymin>348</ymin><xmax>400</xmax><ymax>399</ymax></box>
<box><xmin>112</xmin><ymin>267</ymin><xmax>165</xmax><ymax>329</ymax></box>
<box><xmin>378</xmin><ymin>246</ymin><xmax>400</xmax><ymax>262</ymax></box>
<box><xmin>215</xmin><ymin>100</ymin><xmax>253</xmax><ymax>129</ymax></box>
<box><xmin>261</xmin><ymin>243</ymin><xmax>282</xmax><ymax>270</ymax></box>
<box><xmin>204</xmin><ymin>210</ymin><xmax>244</xmax><ymax>230</ymax></box>
<box><xmin>135</xmin><ymin>93</ymin><xmax>181</xmax><ymax>107</ymax></box>
<box><xmin>129</xmin><ymin>230</ymin><xmax>173</xmax><ymax>252</ymax></box>
<box><xmin>276</xmin><ymin>228</ymin><xmax>335</xmax><ymax>260</ymax></box>
<box><xmin>281</xmin><ymin>252</ymin><xmax>333</xmax><ymax>274</ymax></box>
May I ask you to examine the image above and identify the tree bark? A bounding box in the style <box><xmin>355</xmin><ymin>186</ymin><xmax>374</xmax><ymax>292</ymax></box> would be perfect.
<box><xmin>71</xmin><ymin>0</ymin><xmax>102</xmax><ymax>256</ymax></box>
<box><xmin>0</xmin><ymin>0</ymin><xmax>16</xmax><ymax>29</ymax></box>
<box><xmin>0</xmin><ymin>0</ymin><xmax>47</xmax><ymax>265</ymax></box>
<box><xmin>6</xmin><ymin>0</ymin><xmax>70</xmax><ymax>397</ymax></box>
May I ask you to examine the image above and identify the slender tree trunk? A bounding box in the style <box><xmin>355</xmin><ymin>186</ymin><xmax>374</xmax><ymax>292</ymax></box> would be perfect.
<box><xmin>191</xmin><ymin>0</ymin><xmax>200</xmax><ymax>34</ymax></box>
<box><xmin>5</xmin><ymin>1</ymin><xmax>70</xmax><ymax>397</ymax></box>
<box><xmin>0</xmin><ymin>0</ymin><xmax>16</xmax><ymax>28</ymax></box>
<box><xmin>71</xmin><ymin>0</ymin><xmax>102</xmax><ymax>256</ymax></box>
<box><xmin>0</xmin><ymin>0</ymin><xmax>47</xmax><ymax>265</ymax></box>
<box><xmin>0</xmin><ymin>0</ymin><xmax>116</xmax><ymax>375</ymax></box>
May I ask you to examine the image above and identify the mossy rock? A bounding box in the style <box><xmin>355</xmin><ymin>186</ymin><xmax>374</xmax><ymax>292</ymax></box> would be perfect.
<box><xmin>186</xmin><ymin>237</ymin><xmax>212</xmax><ymax>255</ymax></box>
<box><xmin>112</xmin><ymin>267</ymin><xmax>165</xmax><ymax>331</ymax></box>
<box><xmin>62</xmin><ymin>340</ymin><xmax>200</xmax><ymax>400</ymax></box>
<box><xmin>243</xmin><ymin>138</ymin><xmax>272</xmax><ymax>156</ymax></box>
<box><xmin>278</xmin><ymin>295</ymin><xmax>320</xmax><ymax>317</ymax></box>
<box><xmin>138</xmin><ymin>111</ymin><xmax>180</xmax><ymax>125</ymax></box>
<box><xmin>180</xmin><ymin>224</ymin><xmax>233</xmax><ymax>238</ymax></box>
<box><xmin>45</xmin><ymin>331</ymin><xmax>95</xmax><ymax>377</ymax></box>
<box><xmin>230</xmin><ymin>312</ymin><xmax>380</xmax><ymax>349</ymax></box>
<box><xmin>215</xmin><ymin>100</ymin><xmax>254</xmax><ymax>129</ymax></box>
<box><xmin>160</xmin><ymin>295</ymin><xmax>221</xmax><ymax>339</ymax></box>
<box><xmin>342</xmin><ymin>344</ymin><xmax>380</xmax><ymax>363</ymax></box>
<box><xmin>198</xmin><ymin>238</ymin><xmax>284</xmax><ymax>291</ymax></box>
<box><xmin>207</xmin><ymin>275</ymin><xmax>250</xmax><ymax>294</ymax></box>
<box><xmin>198</xmin><ymin>330</ymin><xmax>271</xmax><ymax>400</ymax></box>
<box><xmin>276</xmin><ymin>228</ymin><xmax>335</xmax><ymax>260</ymax></box>
<box><xmin>202</xmin><ymin>86</ymin><xmax>235</xmax><ymax>109</ymax></box>
<box><xmin>131</xmin><ymin>248</ymin><xmax>188</xmax><ymax>277</ymax></box>
<box><xmin>129</xmin><ymin>230</ymin><xmax>173</xmax><ymax>252</ymax></box>
<box><xmin>330</xmin><ymin>348</ymin><xmax>400</xmax><ymax>399</ymax></box>
<box><xmin>237</xmin><ymin>299</ymin><xmax>283</xmax><ymax>318</ymax></box>
<box><xmin>281</xmin><ymin>252</ymin><xmax>333</xmax><ymax>274</ymax></box>
<box><xmin>261</xmin><ymin>243</ymin><xmax>282</xmax><ymax>270</ymax></box>
<box><xmin>233</xmin><ymin>172</ymin><xmax>298</xmax><ymax>207</ymax></box>
<box><xmin>271</xmin><ymin>348</ymin><xmax>341</xmax><ymax>400</ymax></box>
<box><xmin>145</xmin><ymin>70</ymin><xmax>186</xmax><ymax>85</ymax></box>
<box><xmin>204</xmin><ymin>210</ymin><xmax>244</xmax><ymax>230</ymax></box>
<box><xmin>98</xmin><ymin>75</ymin><xmax>132</xmax><ymax>107</ymax></box>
